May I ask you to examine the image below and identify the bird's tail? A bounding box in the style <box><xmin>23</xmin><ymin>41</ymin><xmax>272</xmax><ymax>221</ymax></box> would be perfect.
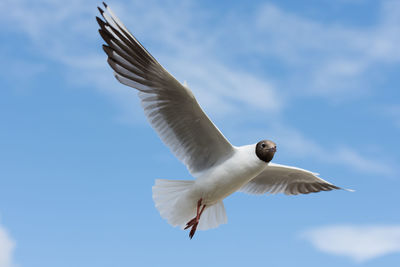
<box><xmin>152</xmin><ymin>179</ymin><xmax>227</xmax><ymax>230</ymax></box>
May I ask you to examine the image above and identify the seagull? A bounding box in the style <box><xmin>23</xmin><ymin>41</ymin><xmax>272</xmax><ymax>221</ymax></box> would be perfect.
<box><xmin>96</xmin><ymin>2</ymin><xmax>350</xmax><ymax>239</ymax></box>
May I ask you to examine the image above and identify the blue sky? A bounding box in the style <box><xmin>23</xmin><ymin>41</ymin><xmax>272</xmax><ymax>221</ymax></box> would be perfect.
<box><xmin>0</xmin><ymin>0</ymin><xmax>399</xmax><ymax>266</ymax></box>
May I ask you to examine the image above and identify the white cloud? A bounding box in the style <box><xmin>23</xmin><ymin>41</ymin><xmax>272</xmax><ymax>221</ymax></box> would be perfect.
<box><xmin>273</xmin><ymin>125</ymin><xmax>395</xmax><ymax>176</ymax></box>
<box><xmin>168</xmin><ymin>57</ymin><xmax>282</xmax><ymax>117</ymax></box>
<box><xmin>2</xmin><ymin>0</ymin><xmax>398</xmax><ymax>110</ymax></box>
<box><xmin>241</xmin><ymin>1</ymin><xmax>400</xmax><ymax>100</ymax></box>
<box><xmin>334</xmin><ymin>147</ymin><xmax>394</xmax><ymax>176</ymax></box>
<box><xmin>0</xmin><ymin>0</ymin><xmax>397</xmax><ymax>176</ymax></box>
<box><xmin>0</xmin><ymin>224</ymin><xmax>16</xmax><ymax>267</ymax></box>
<box><xmin>2</xmin><ymin>0</ymin><xmax>399</xmax><ymax>108</ymax></box>
<box><xmin>228</xmin><ymin>123</ymin><xmax>396</xmax><ymax>177</ymax></box>
<box><xmin>302</xmin><ymin>225</ymin><xmax>400</xmax><ymax>262</ymax></box>
<box><xmin>0</xmin><ymin>0</ymin><xmax>282</xmax><ymax>119</ymax></box>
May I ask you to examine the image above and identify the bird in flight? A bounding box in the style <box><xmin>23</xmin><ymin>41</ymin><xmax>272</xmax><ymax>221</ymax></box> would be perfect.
<box><xmin>96</xmin><ymin>2</ymin><xmax>350</xmax><ymax>239</ymax></box>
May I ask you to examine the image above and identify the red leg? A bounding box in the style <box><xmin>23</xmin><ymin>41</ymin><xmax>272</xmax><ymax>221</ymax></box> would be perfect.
<box><xmin>185</xmin><ymin>198</ymin><xmax>206</xmax><ymax>239</ymax></box>
<box><xmin>198</xmin><ymin>204</ymin><xmax>206</xmax><ymax>218</ymax></box>
<box><xmin>184</xmin><ymin>199</ymin><xmax>202</xmax><ymax>230</ymax></box>
<box><xmin>196</xmin><ymin>199</ymin><xmax>202</xmax><ymax>218</ymax></box>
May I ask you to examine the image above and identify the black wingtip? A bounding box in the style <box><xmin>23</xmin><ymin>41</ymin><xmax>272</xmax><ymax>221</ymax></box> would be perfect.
<box><xmin>99</xmin><ymin>28</ymin><xmax>114</xmax><ymax>46</ymax></box>
<box><xmin>102</xmin><ymin>44</ymin><xmax>113</xmax><ymax>57</ymax></box>
<box><xmin>96</xmin><ymin>16</ymin><xmax>105</xmax><ymax>27</ymax></box>
<box><xmin>97</xmin><ymin>6</ymin><xmax>104</xmax><ymax>15</ymax></box>
<box><xmin>103</xmin><ymin>2</ymin><xmax>108</xmax><ymax>8</ymax></box>
<box><xmin>98</xmin><ymin>29</ymin><xmax>105</xmax><ymax>39</ymax></box>
<box><xmin>102</xmin><ymin>44</ymin><xmax>110</xmax><ymax>50</ymax></box>
<box><xmin>96</xmin><ymin>16</ymin><xmax>104</xmax><ymax>27</ymax></box>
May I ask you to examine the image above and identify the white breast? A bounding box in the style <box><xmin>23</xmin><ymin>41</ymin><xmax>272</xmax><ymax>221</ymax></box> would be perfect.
<box><xmin>192</xmin><ymin>144</ymin><xmax>267</xmax><ymax>205</ymax></box>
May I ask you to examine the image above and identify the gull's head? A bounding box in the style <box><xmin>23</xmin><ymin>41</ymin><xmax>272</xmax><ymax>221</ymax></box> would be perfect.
<box><xmin>255</xmin><ymin>140</ymin><xmax>277</xmax><ymax>163</ymax></box>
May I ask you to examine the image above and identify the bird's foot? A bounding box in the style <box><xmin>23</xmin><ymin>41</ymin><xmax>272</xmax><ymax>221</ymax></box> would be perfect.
<box><xmin>184</xmin><ymin>198</ymin><xmax>206</xmax><ymax>239</ymax></box>
<box><xmin>184</xmin><ymin>217</ymin><xmax>197</xmax><ymax>229</ymax></box>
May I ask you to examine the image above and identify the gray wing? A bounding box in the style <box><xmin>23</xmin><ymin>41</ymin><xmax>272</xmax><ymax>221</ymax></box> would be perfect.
<box><xmin>96</xmin><ymin>3</ymin><xmax>234</xmax><ymax>174</ymax></box>
<box><xmin>240</xmin><ymin>163</ymin><xmax>349</xmax><ymax>195</ymax></box>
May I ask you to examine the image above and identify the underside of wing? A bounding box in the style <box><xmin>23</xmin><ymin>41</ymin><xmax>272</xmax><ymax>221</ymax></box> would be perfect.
<box><xmin>240</xmin><ymin>163</ymin><xmax>347</xmax><ymax>195</ymax></box>
<box><xmin>96</xmin><ymin>3</ymin><xmax>234</xmax><ymax>174</ymax></box>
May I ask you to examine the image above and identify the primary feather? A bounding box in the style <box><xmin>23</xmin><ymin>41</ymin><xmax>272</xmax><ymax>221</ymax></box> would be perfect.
<box><xmin>97</xmin><ymin>3</ymin><xmax>352</xmax><ymax>238</ymax></box>
<box><xmin>96</xmin><ymin>4</ymin><xmax>234</xmax><ymax>175</ymax></box>
<box><xmin>240</xmin><ymin>163</ymin><xmax>346</xmax><ymax>195</ymax></box>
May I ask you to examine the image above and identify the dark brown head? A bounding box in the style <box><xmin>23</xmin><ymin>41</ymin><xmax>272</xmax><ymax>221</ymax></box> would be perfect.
<box><xmin>255</xmin><ymin>140</ymin><xmax>277</xmax><ymax>163</ymax></box>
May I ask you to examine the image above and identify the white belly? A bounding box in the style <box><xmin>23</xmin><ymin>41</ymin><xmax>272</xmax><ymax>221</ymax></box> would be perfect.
<box><xmin>190</xmin><ymin>144</ymin><xmax>267</xmax><ymax>205</ymax></box>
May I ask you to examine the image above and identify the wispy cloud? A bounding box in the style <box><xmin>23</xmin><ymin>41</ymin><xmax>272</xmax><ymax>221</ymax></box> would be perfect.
<box><xmin>267</xmin><ymin>125</ymin><xmax>395</xmax><ymax>177</ymax></box>
<box><xmin>0</xmin><ymin>0</ymin><xmax>283</xmax><ymax>117</ymax></box>
<box><xmin>3</xmin><ymin>0</ymin><xmax>399</xmax><ymax>107</ymax></box>
<box><xmin>0</xmin><ymin>224</ymin><xmax>15</xmax><ymax>267</ymax></box>
<box><xmin>0</xmin><ymin>0</ymin><xmax>397</xmax><ymax>176</ymax></box>
<box><xmin>334</xmin><ymin>147</ymin><xmax>395</xmax><ymax>176</ymax></box>
<box><xmin>301</xmin><ymin>225</ymin><xmax>400</xmax><ymax>262</ymax></box>
<box><xmin>245</xmin><ymin>1</ymin><xmax>400</xmax><ymax>100</ymax></box>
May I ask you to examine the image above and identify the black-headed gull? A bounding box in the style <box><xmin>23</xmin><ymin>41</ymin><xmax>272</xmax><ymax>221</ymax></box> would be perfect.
<box><xmin>96</xmin><ymin>2</ymin><xmax>348</xmax><ymax>239</ymax></box>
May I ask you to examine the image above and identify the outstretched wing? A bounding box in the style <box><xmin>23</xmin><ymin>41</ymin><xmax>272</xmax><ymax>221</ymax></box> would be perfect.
<box><xmin>96</xmin><ymin>3</ymin><xmax>234</xmax><ymax>174</ymax></box>
<box><xmin>240</xmin><ymin>163</ymin><xmax>349</xmax><ymax>195</ymax></box>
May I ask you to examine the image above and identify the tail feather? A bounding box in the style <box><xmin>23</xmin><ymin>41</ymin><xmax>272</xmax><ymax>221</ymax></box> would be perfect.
<box><xmin>152</xmin><ymin>179</ymin><xmax>228</xmax><ymax>231</ymax></box>
<box><xmin>198</xmin><ymin>201</ymin><xmax>227</xmax><ymax>230</ymax></box>
<box><xmin>153</xmin><ymin>179</ymin><xmax>195</xmax><ymax>227</ymax></box>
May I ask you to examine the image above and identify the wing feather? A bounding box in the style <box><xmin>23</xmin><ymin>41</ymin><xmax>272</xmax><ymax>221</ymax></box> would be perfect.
<box><xmin>97</xmin><ymin>4</ymin><xmax>234</xmax><ymax>174</ymax></box>
<box><xmin>240</xmin><ymin>163</ymin><xmax>350</xmax><ymax>196</ymax></box>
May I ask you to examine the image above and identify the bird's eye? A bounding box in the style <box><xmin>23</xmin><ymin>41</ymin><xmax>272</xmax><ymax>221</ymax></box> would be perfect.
<box><xmin>261</xmin><ymin>143</ymin><xmax>266</xmax><ymax>148</ymax></box>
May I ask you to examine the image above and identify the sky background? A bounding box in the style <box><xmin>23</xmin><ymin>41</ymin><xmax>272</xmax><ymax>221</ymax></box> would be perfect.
<box><xmin>0</xmin><ymin>0</ymin><xmax>399</xmax><ymax>266</ymax></box>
